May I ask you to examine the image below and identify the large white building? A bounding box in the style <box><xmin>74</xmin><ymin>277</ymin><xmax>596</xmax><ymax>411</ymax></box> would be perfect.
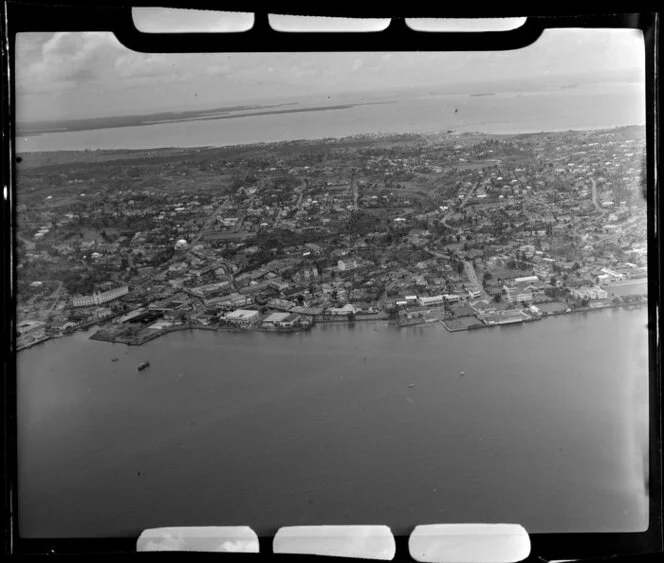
<box><xmin>223</xmin><ymin>309</ymin><xmax>259</xmax><ymax>327</ymax></box>
<box><xmin>572</xmin><ymin>286</ymin><xmax>608</xmax><ymax>300</ymax></box>
<box><xmin>513</xmin><ymin>275</ymin><xmax>539</xmax><ymax>284</ymax></box>
<box><xmin>418</xmin><ymin>295</ymin><xmax>444</xmax><ymax>306</ymax></box>
<box><xmin>72</xmin><ymin>285</ymin><xmax>129</xmax><ymax>308</ymax></box>
<box><xmin>326</xmin><ymin>304</ymin><xmax>360</xmax><ymax>316</ymax></box>
<box><xmin>503</xmin><ymin>284</ymin><xmax>533</xmax><ymax>303</ymax></box>
<box><xmin>338</xmin><ymin>259</ymin><xmax>358</xmax><ymax>272</ymax></box>
<box><xmin>601</xmin><ymin>268</ymin><xmax>625</xmax><ymax>280</ymax></box>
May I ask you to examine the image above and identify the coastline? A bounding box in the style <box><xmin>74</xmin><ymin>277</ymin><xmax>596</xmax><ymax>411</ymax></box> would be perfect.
<box><xmin>52</xmin><ymin>299</ymin><xmax>645</xmax><ymax>349</ymax></box>
<box><xmin>17</xmin><ymin>300</ymin><xmax>646</xmax><ymax>352</ymax></box>
<box><xmin>16</xmin><ymin>122</ymin><xmax>645</xmax><ymax>155</ymax></box>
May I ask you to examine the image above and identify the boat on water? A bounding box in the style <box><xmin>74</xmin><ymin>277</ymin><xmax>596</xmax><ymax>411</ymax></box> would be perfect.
<box><xmin>460</xmin><ymin>371</ymin><xmax>465</xmax><ymax>376</ymax></box>
<box><xmin>137</xmin><ymin>361</ymin><xmax>150</xmax><ymax>371</ymax></box>
<box><xmin>111</xmin><ymin>358</ymin><xmax>119</xmax><ymax>362</ymax></box>
<box><xmin>408</xmin><ymin>383</ymin><xmax>416</xmax><ymax>389</ymax></box>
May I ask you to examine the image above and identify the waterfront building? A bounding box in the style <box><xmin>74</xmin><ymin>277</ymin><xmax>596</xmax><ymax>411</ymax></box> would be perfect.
<box><xmin>223</xmin><ymin>309</ymin><xmax>259</xmax><ymax>327</ymax></box>
<box><xmin>503</xmin><ymin>284</ymin><xmax>533</xmax><ymax>304</ymax></box>
<box><xmin>572</xmin><ymin>286</ymin><xmax>609</xmax><ymax>300</ymax></box>
<box><xmin>262</xmin><ymin>312</ymin><xmax>292</xmax><ymax>328</ymax></box>
<box><xmin>72</xmin><ymin>285</ymin><xmax>129</xmax><ymax>308</ymax></box>
<box><xmin>326</xmin><ymin>304</ymin><xmax>360</xmax><ymax>316</ymax></box>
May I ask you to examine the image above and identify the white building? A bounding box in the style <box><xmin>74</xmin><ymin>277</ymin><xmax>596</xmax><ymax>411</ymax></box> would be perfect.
<box><xmin>72</xmin><ymin>285</ymin><xmax>129</xmax><ymax>307</ymax></box>
<box><xmin>174</xmin><ymin>239</ymin><xmax>188</xmax><ymax>250</ymax></box>
<box><xmin>338</xmin><ymin>259</ymin><xmax>358</xmax><ymax>272</ymax></box>
<box><xmin>326</xmin><ymin>304</ymin><xmax>360</xmax><ymax>316</ymax></box>
<box><xmin>513</xmin><ymin>275</ymin><xmax>539</xmax><ymax>284</ymax></box>
<box><xmin>503</xmin><ymin>284</ymin><xmax>533</xmax><ymax>303</ymax></box>
<box><xmin>601</xmin><ymin>267</ymin><xmax>625</xmax><ymax>280</ymax></box>
<box><xmin>262</xmin><ymin>312</ymin><xmax>292</xmax><ymax>327</ymax></box>
<box><xmin>223</xmin><ymin>309</ymin><xmax>259</xmax><ymax>327</ymax></box>
<box><xmin>418</xmin><ymin>295</ymin><xmax>444</xmax><ymax>306</ymax></box>
<box><xmin>572</xmin><ymin>286</ymin><xmax>608</xmax><ymax>300</ymax></box>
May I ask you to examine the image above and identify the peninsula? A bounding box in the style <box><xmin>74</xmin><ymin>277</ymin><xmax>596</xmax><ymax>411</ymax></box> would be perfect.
<box><xmin>16</xmin><ymin>126</ymin><xmax>647</xmax><ymax>350</ymax></box>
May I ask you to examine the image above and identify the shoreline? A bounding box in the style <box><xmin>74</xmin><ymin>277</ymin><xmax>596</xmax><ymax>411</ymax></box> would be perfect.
<box><xmin>16</xmin><ymin>123</ymin><xmax>645</xmax><ymax>155</ymax></box>
<box><xmin>17</xmin><ymin>300</ymin><xmax>647</xmax><ymax>351</ymax></box>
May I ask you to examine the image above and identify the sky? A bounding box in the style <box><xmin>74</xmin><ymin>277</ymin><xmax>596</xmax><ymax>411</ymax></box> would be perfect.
<box><xmin>14</xmin><ymin>10</ymin><xmax>645</xmax><ymax>123</ymax></box>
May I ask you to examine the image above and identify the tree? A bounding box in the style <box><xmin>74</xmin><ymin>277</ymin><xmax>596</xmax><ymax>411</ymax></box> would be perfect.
<box><xmin>347</xmin><ymin>311</ymin><xmax>356</xmax><ymax>322</ymax></box>
<box><xmin>493</xmin><ymin>293</ymin><xmax>502</xmax><ymax>303</ymax></box>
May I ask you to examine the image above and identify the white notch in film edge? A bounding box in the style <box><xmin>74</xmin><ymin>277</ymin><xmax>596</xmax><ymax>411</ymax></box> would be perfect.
<box><xmin>273</xmin><ymin>525</ymin><xmax>396</xmax><ymax>560</ymax></box>
<box><xmin>409</xmin><ymin>524</ymin><xmax>531</xmax><ymax>563</ymax></box>
<box><xmin>136</xmin><ymin>526</ymin><xmax>259</xmax><ymax>552</ymax></box>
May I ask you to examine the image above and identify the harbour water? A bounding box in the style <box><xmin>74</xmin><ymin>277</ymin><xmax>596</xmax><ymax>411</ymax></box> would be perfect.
<box><xmin>18</xmin><ymin>307</ymin><xmax>649</xmax><ymax>538</ymax></box>
<box><xmin>16</xmin><ymin>83</ymin><xmax>645</xmax><ymax>153</ymax></box>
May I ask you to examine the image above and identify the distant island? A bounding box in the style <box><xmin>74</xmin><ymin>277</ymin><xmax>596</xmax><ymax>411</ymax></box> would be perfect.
<box><xmin>17</xmin><ymin>100</ymin><xmax>397</xmax><ymax>137</ymax></box>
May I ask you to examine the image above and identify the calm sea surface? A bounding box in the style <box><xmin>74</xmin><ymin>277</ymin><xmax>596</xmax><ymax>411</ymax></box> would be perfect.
<box><xmin>16</xmin><ymin>84</ymin><xmax>645</xmax><ymax>152</ymax></box>
<box><xmin>18</xmin><ymin>308</ymin><xmax>649</xmax><ymax>538</ymax></box>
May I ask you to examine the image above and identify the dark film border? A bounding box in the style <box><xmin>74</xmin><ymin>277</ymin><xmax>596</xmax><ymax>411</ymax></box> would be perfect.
<box><xmin>2</xmin><ymin>2</ymin><xmax>661</xmax><ymax>561</ymax></box>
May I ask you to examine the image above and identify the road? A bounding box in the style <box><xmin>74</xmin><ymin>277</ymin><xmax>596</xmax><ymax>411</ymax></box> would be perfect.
<box><xmin>441</xmin><ymin>210</ymin><xmax>463</xmax><ymax>234</ymax></box>
<box><xmin>189</xmin><ymin>202</ymin><xmax>226</xmax><ymax>248</ymax></box>
<box><xmin>460</xmin><ymin>181</ymin><xmax>479</xmax><ymax>209</ymax></box>
<box><xmin>425</xmin><ymin>247</ymin><xmax>487</xmax><ymax>299</ymax></box>
<box><xmin>591</xmin><ymin>178</ymin><xmax>607</xmax><ymax>214</ymax></box>
<box><xmin>295</xmin><ymin>188</ymin><xmax>304</xmax><ymax>209</ymax></box>
<box><xmin>464</xmin><ymin>260</ymin><xmax>489</xmax><ymax>300</ymax></box>
<box><xmin>351</xmin><ymin>171</ymin><xmax>359</xmax><ymax>211</ymax></box>
<box><xmin>441</xmin><ymin>181</ymin><xmax>478</xmax><ymax>234</ymax></box>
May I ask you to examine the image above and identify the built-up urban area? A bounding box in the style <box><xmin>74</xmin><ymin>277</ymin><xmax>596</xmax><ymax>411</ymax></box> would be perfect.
<box><xmin>16</xmin><ymin>126</ymin><xmax>647</xmax><ymax>350</ymax></box>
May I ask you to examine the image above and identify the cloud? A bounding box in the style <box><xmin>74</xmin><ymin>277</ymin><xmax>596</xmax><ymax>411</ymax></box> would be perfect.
<box><xmin>16</xmin><ymin>32</ymin><xmax>125</xmax><ymax>93</ymax></box>
<box><xmin>14</xmin><ymin>28</ymin><xmax>646</xmax><ymax>122</ymax></box>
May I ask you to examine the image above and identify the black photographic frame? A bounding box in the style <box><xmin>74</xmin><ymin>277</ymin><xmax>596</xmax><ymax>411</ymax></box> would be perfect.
<box><xmin>1</xmin><ymin>2</ymin><xmax>661</xmax><ymax>562</ymax></box>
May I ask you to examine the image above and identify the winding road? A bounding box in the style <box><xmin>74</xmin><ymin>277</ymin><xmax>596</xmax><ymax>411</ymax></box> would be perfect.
<box><xmin>441</xmin><ymin>181</ymin><xmax>479</xmax><ymax>234</ymax></box>
<box><xmin>591</xmin><ymin>178</ymin><xmax>608</xmax><ymax>214</ymax></box>
<box><xmin>464</xmin><ymin>260</ymin><xmax>489</xmax><ymax>300</ymax></box>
